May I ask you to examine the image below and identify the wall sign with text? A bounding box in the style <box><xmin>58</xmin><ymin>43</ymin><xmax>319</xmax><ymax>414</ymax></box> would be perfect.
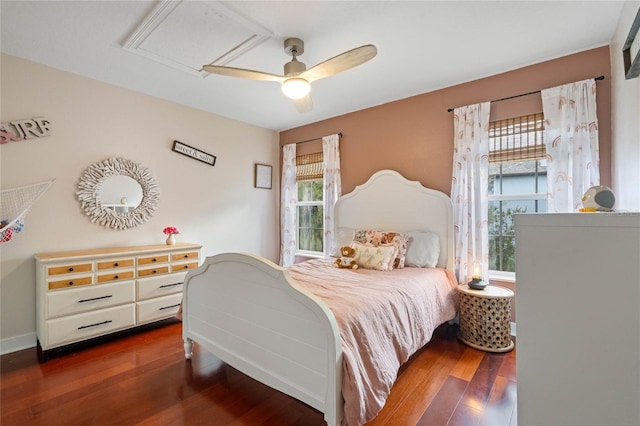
<box><xmin>0</xmin><ymin>117</ymin><xmax>51</xmax><ymax>144</ymax></box>
<box><xmin>172</xmin><ymin>140</ymin><xmax>216</xmax><ymax>166</ymax></box>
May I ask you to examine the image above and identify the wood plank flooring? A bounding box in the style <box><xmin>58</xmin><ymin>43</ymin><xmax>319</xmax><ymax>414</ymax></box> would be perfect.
<box><xmin>1</xmin><ymin>320</ymin><xmax>516</xmax><ymax>425</ymax></box>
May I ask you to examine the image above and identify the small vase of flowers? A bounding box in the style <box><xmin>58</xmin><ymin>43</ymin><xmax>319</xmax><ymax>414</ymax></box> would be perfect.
<box><xmin>163</xmin><ymin>226</ymin><xmax>179</xmax><ymax>245</ymax></box>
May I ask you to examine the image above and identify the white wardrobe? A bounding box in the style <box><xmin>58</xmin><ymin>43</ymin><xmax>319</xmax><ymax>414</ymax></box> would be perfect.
<box><xmin>515</xmin><ymin>212</ymin><xmax>640</xmax><ymax>426</ymax></box>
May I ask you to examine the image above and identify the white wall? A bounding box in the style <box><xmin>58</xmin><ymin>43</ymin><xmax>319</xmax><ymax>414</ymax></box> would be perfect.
<box><xmin>610</xmin><ymin>1</ymin><xmax>640</xmax><ymax>211</ymax></box>
<box><xmin>0</xmin><ymin>54</ymin><xmax>280</xmax><ymax>353</ymax></box>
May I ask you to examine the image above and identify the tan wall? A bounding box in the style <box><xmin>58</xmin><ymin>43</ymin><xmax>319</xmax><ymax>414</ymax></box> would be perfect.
<box><xmin>280</xmin><ymin>46</ymin><xmax>612</xmax><ymax>196</ymax></box>
<box><xmin>0</xmin><ymin>54</ymin><xmax>280</xmax><ymax>351</ymax></box>
<box><xmin>281</xmin><ymin>46</ymin><xmax>613</xmax><ymax>323</ymax></box>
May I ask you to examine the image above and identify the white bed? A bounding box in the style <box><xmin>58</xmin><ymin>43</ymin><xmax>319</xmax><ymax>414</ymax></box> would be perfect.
<box><xmin>181</xmin><ymin>169</ymin><xmax>457</xmax><ymax>426</ymax></box>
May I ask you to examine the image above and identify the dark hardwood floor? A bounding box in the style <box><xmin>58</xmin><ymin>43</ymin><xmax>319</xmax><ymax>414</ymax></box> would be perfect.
<box><xmin>1</xmin><ymin>320</ymin><xmax>516</xmax><ymax>425</ymax></box>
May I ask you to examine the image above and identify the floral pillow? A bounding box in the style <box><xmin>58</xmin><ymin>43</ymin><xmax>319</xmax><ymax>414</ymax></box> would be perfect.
<box><xmin>353</xmin><ymin>230</ymin><xmax>408</xmax><ymax>268</ymax></box>
<box><xmin>351</xmin><ymin>242</ymin><xmax>397</xmax><ymax>271</ymax></box>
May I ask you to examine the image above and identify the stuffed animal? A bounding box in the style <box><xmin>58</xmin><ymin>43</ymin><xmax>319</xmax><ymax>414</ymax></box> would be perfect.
<box><xmin>335</xmin><ymin>246</ymin><xmax>358</xmax><ymax>269</ymax></box>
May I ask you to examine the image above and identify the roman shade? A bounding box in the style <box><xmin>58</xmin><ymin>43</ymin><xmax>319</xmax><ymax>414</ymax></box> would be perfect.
<box><xmin>489</xmin><ymin>113</ymin><xmax>545</xmax><ymax>163</ymax></box>
<box><xmin>296</xmin><ymin>152</ymin><xmax>323</xmax><ymax>182</ymax></box>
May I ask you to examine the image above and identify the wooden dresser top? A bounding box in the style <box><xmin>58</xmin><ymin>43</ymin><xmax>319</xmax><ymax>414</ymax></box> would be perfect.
<box><xmin>35</xmin><ymin>242</ymin><xmax>202</xmax><ymax>261</ymax></box>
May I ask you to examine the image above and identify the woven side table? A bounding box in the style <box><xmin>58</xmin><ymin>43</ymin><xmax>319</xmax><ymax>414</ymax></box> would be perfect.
<box><xmin>457</xmin><ymin>285</ymin><xmax>514</xmax><ymax>352</ymax></box>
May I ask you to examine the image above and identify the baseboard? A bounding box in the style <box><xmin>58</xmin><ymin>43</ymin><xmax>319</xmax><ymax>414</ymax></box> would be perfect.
<box><xmin>0</xmin><ymin>332</ymin><xmax>36</xmax><ymax>355</ymax></box>
<box><xmin>511</xmin><ymin>322</ymin><xmax>516</xmax><ymax>336</ymax></box>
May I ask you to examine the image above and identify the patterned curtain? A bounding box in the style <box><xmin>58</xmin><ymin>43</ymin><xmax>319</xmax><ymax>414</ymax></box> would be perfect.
<box><xmin>322</xmin><ymin>134</ymin><xmax>341</xmax><ymax>258</ymax></box>
<box><xmin>279</xmin><ymin>143</ymin><xmax>297</xmax><ymax>267</ymax></box>
<box><xmin>451</xmin><ymin>102</ymin><xmax>491</xmax><ymax>285</ymax></box>
<box><xmin>542</xmin><ymin>79</ymin><xmax>600</xmax><ymax>212</ymax></box>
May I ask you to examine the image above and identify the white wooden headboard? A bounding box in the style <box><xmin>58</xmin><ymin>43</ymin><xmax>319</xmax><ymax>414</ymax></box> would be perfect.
<box><xmin>334</xmin><ymin>170</ymin><xmax>454</xmax><ymax>273</ymax></box>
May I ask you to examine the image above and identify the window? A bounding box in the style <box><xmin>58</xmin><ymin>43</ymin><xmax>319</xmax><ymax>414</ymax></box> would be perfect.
<box><xmin>296</xmin><ymin>153</ymin><xmax>324</xmax><ymax>255</ymax></box>
<box><xmin>488</xmin><ymin>113</ymin><xmax>547</xmax><ymax>274</ymax></box>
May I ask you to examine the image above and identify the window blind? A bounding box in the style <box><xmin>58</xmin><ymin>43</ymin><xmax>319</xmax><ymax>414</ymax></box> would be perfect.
<box><xmin>296</xmin><ymin>152</ymin><xmax>323</xmax><ymax>182</ymax></box>
<box><xmin>489</xmin><ymin>113</ymin><xmax>545</xmax><ymax>163</ymax></box>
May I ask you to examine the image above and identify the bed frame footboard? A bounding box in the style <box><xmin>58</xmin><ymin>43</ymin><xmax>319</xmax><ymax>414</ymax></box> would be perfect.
<box><xmin>182</xmin><ymin>253</ymin><xmax>343</xmax><ymax>426</ymax></box>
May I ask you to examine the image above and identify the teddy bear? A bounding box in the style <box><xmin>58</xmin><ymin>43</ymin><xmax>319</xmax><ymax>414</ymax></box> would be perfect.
<box><xmin>335</xmin><ymin>245</ymin><xmax>358</xmax><ymax>269</ymax></box>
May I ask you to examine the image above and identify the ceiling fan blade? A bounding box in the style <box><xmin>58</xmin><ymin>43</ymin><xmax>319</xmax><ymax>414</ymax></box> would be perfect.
<box><xmin>294</xmin><ymin>94</ymin><xmax>313</xmax><ymax>113</ymax></box>
<box><xmin>299</xmin><ymin>44</ymin><xmax>377</xmax><ymax>83</ymax></box>
<box><xmin>202</xmin><ymin>65</ymin><xmax>286</xmax><ymax>83</ymax></box>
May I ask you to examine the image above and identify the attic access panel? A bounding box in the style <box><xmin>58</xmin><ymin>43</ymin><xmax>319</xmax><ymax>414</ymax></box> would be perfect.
<box><xmin>123</xmin><ymin>0</ymin><xmax>272</xmax><ymax>77</ymax></box>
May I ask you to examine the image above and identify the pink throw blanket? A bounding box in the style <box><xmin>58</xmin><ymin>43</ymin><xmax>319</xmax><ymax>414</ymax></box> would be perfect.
<box><xmin>288</xmin><ymin>259</ymin><xmax>458</xmax><ymax>426</ymax></box>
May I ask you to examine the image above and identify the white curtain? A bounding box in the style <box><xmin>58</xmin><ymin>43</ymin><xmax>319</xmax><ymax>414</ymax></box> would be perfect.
<box><xmin>451</xmin><ymin>102</ymin><xmax>491</xmax><ymax>285</ymax></box>
<box><xmin>279</xmin><ymin>143</ymin><xmax>297</xmax><ymax>267</ymax></box>
<box><xmin>322</xmin><ymin>134</ymin><xmax>341</xmax><ymax>258</ymax></box>
<box><xmin>542</xmin><ymin>79</ymin><xmax>600</xmax><ymax>212</ymax></box>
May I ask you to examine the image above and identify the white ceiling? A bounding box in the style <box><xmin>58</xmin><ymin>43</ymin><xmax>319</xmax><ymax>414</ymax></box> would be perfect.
<box><xmin>0</xmin><ymin>1</ymin><xmax>626</xmax><ymax>131</ymax></box>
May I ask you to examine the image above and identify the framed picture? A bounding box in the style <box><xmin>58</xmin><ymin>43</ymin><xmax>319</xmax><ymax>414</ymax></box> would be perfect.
<box><xmin>254</xmin><ymin>164</ymin><xmax>272</xmax><ymax>189</ymax></box>
<box><xmin>623</xmin><ymin>7</ymin><xmax>640</xmax><ymax>79</ymax></box>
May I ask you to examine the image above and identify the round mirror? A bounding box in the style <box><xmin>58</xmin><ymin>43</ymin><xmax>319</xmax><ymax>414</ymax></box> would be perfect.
<box><xmin>76</xmin><ymin>157</ymin><xmax>159</xmax><ymax>230</ymax></box>
<box><xmin>99</xmin><ymin>175</ymin><xmax>143</xmax><ymax>212</ymax></box>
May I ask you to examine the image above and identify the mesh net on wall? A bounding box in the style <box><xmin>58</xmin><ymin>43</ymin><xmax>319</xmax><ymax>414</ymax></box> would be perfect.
<box><xmin>0</xmin><ymin>179</ymin><xmax>54</xmax><ymax>243</ymax></box>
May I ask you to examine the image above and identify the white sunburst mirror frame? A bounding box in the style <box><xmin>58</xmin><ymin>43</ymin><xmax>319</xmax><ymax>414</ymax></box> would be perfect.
<box><xmin>76</xmin><ymin>157</ymin><xmax>160</xmax><ymax>230</ymax></box>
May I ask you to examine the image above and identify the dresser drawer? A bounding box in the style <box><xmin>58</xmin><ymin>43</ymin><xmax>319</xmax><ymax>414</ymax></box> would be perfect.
<box><xmin>47</xmin><ymin>262</ymin><xmax>93</xmax><ymax>277</ymax></box>
<box><xmin>138</xmin><ymin>266</ymin><xmax>170</xmax><ymax>277</ymax></box>
<box><xmin>96</xmin><ymin>270</ymin><xmax>135</xmax><ymax>283</ymax></box>
<box><xmin>171</xmin><ymin>261</ymin><xmax>199</xmax><ymax>273</ymax></box>
<box><xmin>45</xmin><ymin>304</ymin><xmax>136</xmax><ymax>348</ymax></box>
<box><xmin>137</xmin><ymin>272</ymin><xmax>188</xmax><ymax>300</ymax></box>
<box><xmin>48</xmin><ymin>276</ymin><xmax>93</xmax><ymax>290</ymax></box>
<box><xmin>171</xmin><ymin>251</ymin><xmax>199</xmax><ymax>262</ymax></box>
<box><xmin>97</xmin><ymin>258</ymin><xmax>134</xmax><ymax>270</ymax></box>
<box><xmin>46</xmin><ymin>280</ymin><xmax>135</xmax><ymax>319</ymax></box>
<box><xmin>137</xmin><ymin>293</ymin><xmax>182</xmax><ymax>324</ymax></box>
<box><xmin>137</xmin><ymin>254</ymin><xmax>169</xmax><ymax>266</ymax></box>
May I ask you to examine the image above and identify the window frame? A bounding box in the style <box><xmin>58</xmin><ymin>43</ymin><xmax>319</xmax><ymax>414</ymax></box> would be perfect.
<box><xmin>487</xmin><ymin>113</ymin><xmax>547</xmax><ymax>277</ymax></box>
<box><xmin>488</xmin><ymin>190</ymin><xmax>546</xmax><ymax>279</ymax></box>
<box><xmin>295</xmin><ymin>179</ymin><xmax>324</xmax><ymax>257</ymax></box>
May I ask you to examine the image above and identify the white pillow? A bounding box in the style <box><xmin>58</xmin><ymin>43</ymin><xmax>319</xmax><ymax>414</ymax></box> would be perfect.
<box><xmin>330</xmin><ymin>227</ymin><xmax>355</xmax><ymax>257</ymax></box>
<box><xmin>404</xmin><ymin>231</ymin><xmax>440</xmax><ymax>268</ymax></box>
<box><xmin>352</xmin><ymin>241</ymin><xmax>398</xmax><ymax>271</ymax></box>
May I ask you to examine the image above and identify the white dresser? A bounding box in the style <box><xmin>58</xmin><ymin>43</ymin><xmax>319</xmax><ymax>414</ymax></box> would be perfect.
<box><xmin>35</xmin><ymin>242</ymin><xmax>201</xmax><ymax>361</ymax></box>
<box><xmin>515</xmin><ymin>213</ymin><xmax>640</xmax><ymax>426</ymax></box>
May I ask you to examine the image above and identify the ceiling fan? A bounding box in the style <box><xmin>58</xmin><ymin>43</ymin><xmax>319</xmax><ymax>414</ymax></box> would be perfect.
<box><xmin>202</xmin><ymin>38</ymin><xmax>377</xmax><ymax>113</ymax></box>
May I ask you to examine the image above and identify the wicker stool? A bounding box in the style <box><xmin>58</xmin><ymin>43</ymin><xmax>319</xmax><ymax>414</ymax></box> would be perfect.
<box><xmin>457</xmin><ymin>285</ymin><xmax>514</xmax><ymax>352</ymax></box>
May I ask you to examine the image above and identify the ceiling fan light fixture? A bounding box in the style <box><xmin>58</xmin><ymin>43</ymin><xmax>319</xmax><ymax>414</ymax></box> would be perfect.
<box><xmin>281</xmin><ymin>78</ymin><xmax>310</xmax><ymax>99</ymax></box>
<box><xmin>202</xmin><ymin>38</ymin><xmax>376</xmax><ymax>113</ymax></box>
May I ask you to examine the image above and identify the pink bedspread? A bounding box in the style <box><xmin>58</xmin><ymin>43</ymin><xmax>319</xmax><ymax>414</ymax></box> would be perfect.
<box><xmin>287</xmin><ymin>259</ymin><xmax>459</xmax><ymax>426</ymax></box>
